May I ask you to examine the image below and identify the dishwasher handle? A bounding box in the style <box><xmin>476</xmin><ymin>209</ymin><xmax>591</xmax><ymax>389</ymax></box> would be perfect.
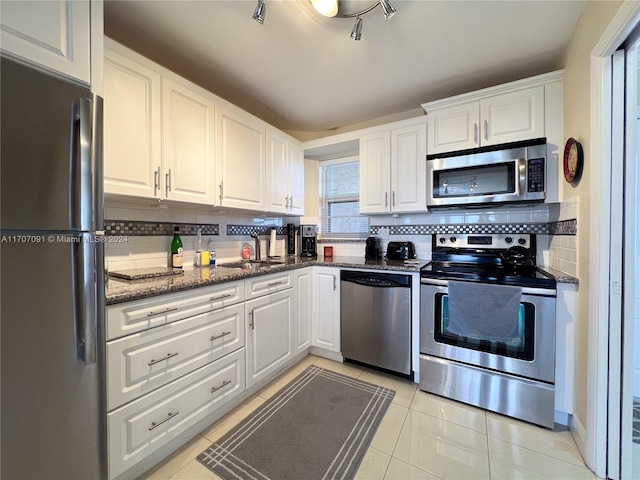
<box><xmin>341</xmin><ymin>271</ymin><xmax>411</xmax><ymax>288</ymax></box>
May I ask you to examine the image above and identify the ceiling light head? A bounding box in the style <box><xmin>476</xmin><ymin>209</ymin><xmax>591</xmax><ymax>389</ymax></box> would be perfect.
<box><xmin>350</xmin><ymin>17</ymin><xmax>362</xmax><ymax>41</ymax></box>
<box><xmin>379</xmin><ymin>0</ymin><xmax>396</xmax><ymax>20</ymax></box>
<box><xmin>310</xmin><ymin>0</ymin><xmax>338</xmax><ymax>18</ymax></box>
<box><xmin>252</xmin><ymin>0</ymin><xmax>266</xmax><ymax>24</ymax></box>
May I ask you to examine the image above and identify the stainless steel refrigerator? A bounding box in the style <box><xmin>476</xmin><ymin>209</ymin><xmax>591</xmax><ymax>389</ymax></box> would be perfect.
<box><xmin>1</xmin><ymin>57</ymin><xmax>107</xmax><ymax>479</ymax></box>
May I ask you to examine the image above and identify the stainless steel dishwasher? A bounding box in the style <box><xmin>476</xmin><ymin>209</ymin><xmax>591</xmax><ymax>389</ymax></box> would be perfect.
<box><xmin>340</xmin><ymin>270</ymin><xmax>411</xmax><ymax>376</ymax></box>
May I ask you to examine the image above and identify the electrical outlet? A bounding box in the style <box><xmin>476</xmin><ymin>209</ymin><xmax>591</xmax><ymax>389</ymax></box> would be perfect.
<box><xmin>378</xmin><ymin>228</ymin><xmax>390</xmax><ymax>240</ymax></box>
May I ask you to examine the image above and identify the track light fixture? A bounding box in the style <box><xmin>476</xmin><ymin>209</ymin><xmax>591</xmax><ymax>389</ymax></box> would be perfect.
<box><xmin>251</xmin><ymin>0</ymin><xmax>397</xmax><ymax>40</ymax></box>
<box><xmin>252</xmin><ymin>0</ymin><xmax>266</xmax><ymax>24</ymax></box>
<box><xmin>350</xmin><ymin>16</ymin><xmax>362</xmax><ymax>41</ymax></box>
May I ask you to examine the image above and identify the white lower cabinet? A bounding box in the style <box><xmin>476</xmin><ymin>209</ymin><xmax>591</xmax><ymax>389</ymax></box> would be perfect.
<box><xmin>107</xmin><ymin>348</ymin><xmax>245</xmax><ymax>479</ymax></box>
<box><xmin>293</xmin><ymin>268</ymin><xmax>312</xmax><ymax>355</ymax></box>
<box><xmin>311</xmin><ymin>267</ymin><xmax>341</xmax><ymax>353</ymax></box>
<box><xmin>245</xmin><ymin>289</ymin><xmax>293</xmax><ymax>388</ymax></box>
<box><xmin>106</xmin><ymin>303</ymin><xmax>245</xmax><ymax>410</ymax></box>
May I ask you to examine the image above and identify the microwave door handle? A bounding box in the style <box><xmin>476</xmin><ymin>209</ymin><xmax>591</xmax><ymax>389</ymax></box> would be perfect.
<box><xmin>518</xmin><ymin>158</ymin><xmax>526</xmax><ymax>196</ymax></box>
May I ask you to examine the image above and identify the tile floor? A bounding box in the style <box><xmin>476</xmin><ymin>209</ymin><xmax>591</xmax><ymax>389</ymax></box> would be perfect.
<box><xmin>139</xmin><ymin>355</ymin><xmax>597</xmax><ymax>480</ymax></box>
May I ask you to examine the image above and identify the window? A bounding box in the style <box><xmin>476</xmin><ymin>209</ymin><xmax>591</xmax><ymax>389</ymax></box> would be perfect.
<box><xmin>319</xmin><ymin>157</ymin><xmax>369</xmax><ymax>238</ymax></box>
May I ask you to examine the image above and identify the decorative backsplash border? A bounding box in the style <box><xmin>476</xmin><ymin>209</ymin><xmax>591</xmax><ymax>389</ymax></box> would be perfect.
<box><xmin>549</xmin><ymin>219</ymin><xmax>577</xmax><ymax>235</ymax></box>
<box><xmin>105</xmin><ymin>220</ymin><xmax>219</xmax><ymax>236</ymax></box>
<box><xmin>105</xmin><ymin>219</ymin><xmax>576</xmax><ymax>237</ymax></box>
<box><xmin>369</xmin><ymin>219</ymin><xmax>577</xmax><ymax>236</ymax></box>
<box><xmin>227</xmin><ymin>225</ymin><xmax>288</xmax><ymax>236</ymax></box>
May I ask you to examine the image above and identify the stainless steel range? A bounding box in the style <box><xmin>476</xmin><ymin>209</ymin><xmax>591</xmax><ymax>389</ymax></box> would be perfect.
<box><xmin>419</xmin><ymin>233</ymin><xmax>557</xmax><ymax>428</ymax></box>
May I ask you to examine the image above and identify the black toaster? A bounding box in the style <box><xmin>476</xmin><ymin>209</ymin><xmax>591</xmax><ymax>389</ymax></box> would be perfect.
<box><xmin>386</xmin><ymin>241</ymin><xmax>417</xmax><ymax>260</ymax></box>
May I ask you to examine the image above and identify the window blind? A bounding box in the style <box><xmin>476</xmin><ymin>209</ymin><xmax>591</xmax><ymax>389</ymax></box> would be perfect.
<box><xmin>319</xmin><ymin>159</ymin><xmax>369</xmax><ymax>238</ymax></box>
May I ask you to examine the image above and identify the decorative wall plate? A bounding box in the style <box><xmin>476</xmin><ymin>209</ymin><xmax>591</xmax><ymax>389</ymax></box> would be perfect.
<box><xmin>563</xmin><ymin>137</ymin><xmax>584</xmax><ymax>184</ymax></box>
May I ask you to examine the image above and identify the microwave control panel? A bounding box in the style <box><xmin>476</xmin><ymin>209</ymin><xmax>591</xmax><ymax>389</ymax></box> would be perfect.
<box><xmin>527</xmin><ymin>158</ymin><xmax>545</xmax><ymax>192</ymax></box>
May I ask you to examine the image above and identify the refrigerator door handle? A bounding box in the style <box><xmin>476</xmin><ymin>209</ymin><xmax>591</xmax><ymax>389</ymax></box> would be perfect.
<box><xmin>73</xmin><ymin>98</ymin><xmax>94</xmax><ymax>231</ymax></box>
<box><xmin>92</xmin><ymin>95</ymin><xmax>104</xmax><ymax>231</ymax></box>
<box><xmin>73</xmin><ymin>234</ymin><xmax>98</xmax><ymax>365</ymax></box>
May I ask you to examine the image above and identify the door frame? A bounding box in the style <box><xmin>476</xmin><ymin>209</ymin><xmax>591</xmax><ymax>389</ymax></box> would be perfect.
<box><xmin>588</xmin><ymin>3</ymin><xmax>640</xmax><ymax>478</ymax></box>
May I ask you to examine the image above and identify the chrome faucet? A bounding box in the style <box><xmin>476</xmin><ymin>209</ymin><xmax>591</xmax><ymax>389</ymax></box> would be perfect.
<box><xmin>251</xmin><ymin>232</ymin><xmax>261</xmax><ymax>261</ymax></box>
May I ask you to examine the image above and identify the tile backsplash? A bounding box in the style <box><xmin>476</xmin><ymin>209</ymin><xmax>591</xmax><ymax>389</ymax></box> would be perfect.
<box><xmin>105</xmin><ymin>199</ymin><xmax>579</xmax><ymax>278</ymax></box>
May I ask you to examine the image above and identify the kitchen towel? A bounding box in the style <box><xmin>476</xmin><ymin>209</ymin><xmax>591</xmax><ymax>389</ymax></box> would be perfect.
<box><xmin>446</xmin><ymin>281</ymin><xmax>522</xmax><ymax>343</ymax></box>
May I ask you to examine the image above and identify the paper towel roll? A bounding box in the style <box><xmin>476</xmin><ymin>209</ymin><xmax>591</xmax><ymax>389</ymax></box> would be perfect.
<box><xmin>269</xmin><ymin>228</ymin><xmax>276</xmax><ymax>257</ymax></box>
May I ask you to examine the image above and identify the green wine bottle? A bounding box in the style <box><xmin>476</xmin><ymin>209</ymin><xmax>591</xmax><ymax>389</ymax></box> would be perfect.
<box><xmin>171</xmin><ymin>227</ymin><xmax>183</xmax><ymax>268</ymax></box>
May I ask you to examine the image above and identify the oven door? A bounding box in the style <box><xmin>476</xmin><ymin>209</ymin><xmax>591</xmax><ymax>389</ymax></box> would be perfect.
<box><xmin>420</xmin><ymin>278</ymin><xmax>556</xmax><ymax>383</ymax></box>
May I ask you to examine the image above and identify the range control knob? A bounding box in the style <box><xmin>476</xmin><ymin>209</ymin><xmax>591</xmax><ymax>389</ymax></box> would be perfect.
<box><xmin>439</xmin><ymin>237</ymin><xmax>446</xmax><ymax>244</ymax></box>
<box><xmin>504</xmin><ymin>237</ymin><xmax>513</xmax><ymax>244</ymax></box>
<box><xmin>518</xmin><ymin>238</ymin><xmax>527</xmax><ymax>245</ymax></box>
<box><xmin>449</xmin><ymin>236</ymin><xmax>457</xmax><ymax>244</ymax></box>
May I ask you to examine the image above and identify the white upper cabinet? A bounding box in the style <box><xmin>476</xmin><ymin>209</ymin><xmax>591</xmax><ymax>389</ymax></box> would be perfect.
<box><xmin>425</xmin><ymin>83</ymin><xmax>546</xmax><ymax>155</ymax></box>
<box><xmin>216</xmin><ymin>104</ymin><xmax>266</xmax><ymax>211</ymax></box>
<box><xmin>162</xmin><ymin>77</ymin><xmax>215</xmax><ymax>204</ymax></box>
<box><xmin>266</xmin><ymin>130</ymin><xmax>289</xmax><ymax>213</ymax></box>
<box><xmin>391</xmin><ymin>123</ymin><xmax>427</xmax><ymax>213</ymax></box>
<box><xmin>266</xmin><ymin>129</ymin><xmax>305</xmax><ymax>215</ymax></box>
<box><xmin>359</xmin><ymin>131</ymin><xmax>391</xmax><ymax>214</ymax></box>
<box><xmin>360</xmin><ymin>120</ymin><xmax>427</xmax><ymax>214</ymax></box>
<box><xmin>103</xmin><ymin>46</ymin><xmax>162</xmax><ymax>198</ymax></box>
<box><xmin>104</xmin><ymin>39</ymin><xmax>215</xmax><ymax>206</ymax></box>
<box><xmin>480</xmin><ymin>86</ymin><xmax>545</xmax><ymax>146</ymax></box>
<box><xmin>288</xmin><ymin>142</ymin><xmax>305</xmax><ymax>215</ymax></box>
<box><xmin>0</xmin><ymin>0</ymin><xmax>91</xmax><ymax>84</ymax></box>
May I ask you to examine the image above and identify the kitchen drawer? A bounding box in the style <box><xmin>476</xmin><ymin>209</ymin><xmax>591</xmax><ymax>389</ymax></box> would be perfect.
<box><xmin>108</xmin><ymin>348</ymin><xmax>245</xmax><ymax>479</ymax></box>
<box><xmin>244</xmin><ymin>272</ymin><xmax>292</xmax><ymax>299</ymax></box>
<box><xmin>107</xmin><ymin>303</ymin><xmax>244</xmax><ymax>410</ymax></box>
<box><xmin>106</xmin><ymin>281</ymin><xmax>244</xmax><ymax>340</ymax></box>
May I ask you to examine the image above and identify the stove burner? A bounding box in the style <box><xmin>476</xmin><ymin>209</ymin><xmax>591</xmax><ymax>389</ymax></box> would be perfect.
<box><xmin>421</xmin><ymin>233</ymin><xmax>556</xmax><ymax>288</ymax></box>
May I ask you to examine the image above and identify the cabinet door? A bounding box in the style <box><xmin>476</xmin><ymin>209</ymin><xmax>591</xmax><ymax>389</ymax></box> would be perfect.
<box><xmin>359</xmin><ymin>131</ymin><xmax>391</xmax><ymax>214</ymax></box>
<box><xmin>311</xmin><ymin>267</ymin><xmax>340</xmax><ymax>353</ymax></box>
<box><xmin>245</xmin><ymin>289</ymin><xmax>293</xmax><ymax>387</ymax></box>
<box><xmin>266</xmin><ymin>130</ymin><xmax>288</xmax><ymax>214</ymax></box>
<box><xmin>107</xmin><ymin>348</ymin><xmax>245</xmax><ymax>479</ymax></box>
<box><xmin>293</xmin><ymin>268</ymin><xmax>312</xmax><ymax>355</ymax></box>
<box><xmin>391</xmin><ymin>123</ymin><xmax>427</xmax><ymax>213</ymax></box>
<box><xmin>216</xmin><ymin>105</ymin><xmax>265</xmax><ymax>210</ymax></box>
<box><xmin>0</xmin><ymin>0</ymin><xmax>90</xmax><ymax>84</ymax></box>
<box><xmin>103</xmin><ymin>47</ymin><xmax>162</xmax><ymax>198</ymax></box>
<box><xmin>427</xmin><ymin>102</ymin><xmax>480</xmax><ymax>155</ymax></box>
<box><xmin>162</xmin><ymin>77</ymin><xmax>216</xmax><ymax>204</ymax></box>
<box><xmin>480</xmin><ymin>86</ymin><xmax>545</xmax><ymax>146</ymax></box>
<box><xmin>106</xmin><ymin>303</ymin><xmax>245</xmax><ymax>410</ymax></box>
<box><xmin>288</xmin><ymin>142</ymin><xmax>305</xmax><ymax>216</ymax></box>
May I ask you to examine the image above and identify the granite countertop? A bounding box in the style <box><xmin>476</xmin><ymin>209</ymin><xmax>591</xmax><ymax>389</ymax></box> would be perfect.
<box><xmin>105</xmin><ymin>256</ymin><xmax>428</xmax><ymax>305</ymax></box>
<box><xmin>105</xmin><ymin>256</ymin><xmax>578</xmax><ymax>306</ymax></box>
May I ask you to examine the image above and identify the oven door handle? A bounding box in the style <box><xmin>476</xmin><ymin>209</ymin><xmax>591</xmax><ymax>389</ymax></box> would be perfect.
<box><xmin>420</xmin><ymin>277</ymin><xmax>556</xmax><ymax>297</ymax></box>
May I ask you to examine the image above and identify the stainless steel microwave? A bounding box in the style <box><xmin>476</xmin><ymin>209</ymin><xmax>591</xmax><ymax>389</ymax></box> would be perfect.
<box><xmin>426</xmin><ymin>141</ymin><xmax>547</xmax><ymax>208</ymax></box>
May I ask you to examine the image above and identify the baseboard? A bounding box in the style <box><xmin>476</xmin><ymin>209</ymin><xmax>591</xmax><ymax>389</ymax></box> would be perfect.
<box><xmin>554</xmin><ymin>410</ymin><xmax>571</xmax><ymax>427</ymax></box>
<box><xmin>310</xmin><ymin>346</ymin><xmax>343</xmax><ymax>363</ymax></box>
<box><xmin>570</xmin><ymin>413</ymin><xmax>588</xmax><ymax>462</ymax></box>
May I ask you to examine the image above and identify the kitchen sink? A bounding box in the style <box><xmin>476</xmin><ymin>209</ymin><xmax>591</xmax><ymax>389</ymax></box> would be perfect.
<box><xmin>218</xmin><ymin>260</ymin><xmax>285</xmax><ymax>269</ymax></box>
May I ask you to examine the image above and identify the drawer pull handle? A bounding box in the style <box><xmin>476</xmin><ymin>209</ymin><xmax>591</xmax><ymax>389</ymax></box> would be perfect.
<box><xmin>147</xmin><ymin>306</ymin><xmax>178</xmax><ymax>317</ymax></box>
<box><xmin>210</xmin><ymin>331</ymin><xmax>231</xmax><ymax>341</ymax></box>
<box><xmin>149</xmin><ymin>410</ymin><xmax>179</xmax><ymax>430</ymax></box>
<box><xmin>268</xmin><ymin>281</ymin><xmax>284</xmax><ymax>286</ymax></box>
<box><xmin>211</xmin><ymin>379</ymin><xmax>231</xmax><ymax>394</ymax></box>
<box><xmin>147</xmin><ymin>352</ymin><xmax>179</xmax><ymax>366</ymax></box>
<box><xmin>210</xmin><ymin>293</ymin><xmax>233</xmax><ymax>302</ymax></box>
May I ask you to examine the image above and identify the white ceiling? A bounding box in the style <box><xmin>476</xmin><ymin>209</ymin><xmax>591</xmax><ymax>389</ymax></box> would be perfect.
<box><xmin>104</xmin><ymin>0</ymin><xmax>587</xmax><ymax>135</ymax></box>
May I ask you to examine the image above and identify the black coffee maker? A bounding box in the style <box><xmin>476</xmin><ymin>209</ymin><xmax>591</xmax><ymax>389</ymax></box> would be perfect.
<box><xmin>365</xmin><ymin>236</ymin><xmax>382</xmax><ymax>260</ymax></box>
<box><xmin>300</xmin><ymin>225</ymin><xmax>317</xmax><ymax>257</ymax></box>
